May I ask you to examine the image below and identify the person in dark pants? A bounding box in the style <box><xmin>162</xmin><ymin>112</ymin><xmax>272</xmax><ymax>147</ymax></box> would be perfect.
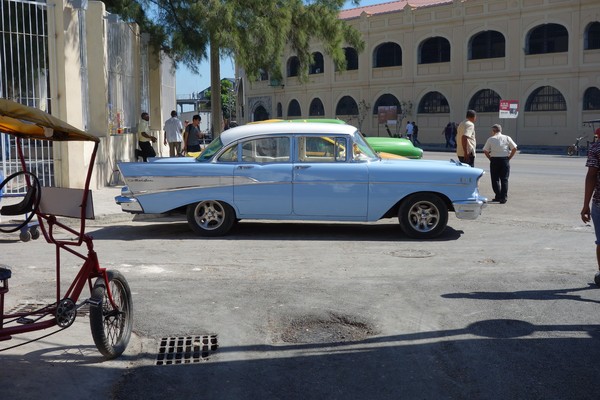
<box><xmin>137</xmin><ymin>112</ymin><xmax>157</xmax><ymax>162</ymax></box>
<box><xmin>482</xmin><ymin>124</ymin><xmax>518</xmax><ymax>203</ymax></box>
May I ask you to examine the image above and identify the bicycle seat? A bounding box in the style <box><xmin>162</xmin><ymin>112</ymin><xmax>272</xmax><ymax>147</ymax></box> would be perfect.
<box><xmin>0</xmin><ymin>185</ymin><xmax>37</xmax><ymax>216</ymax></box>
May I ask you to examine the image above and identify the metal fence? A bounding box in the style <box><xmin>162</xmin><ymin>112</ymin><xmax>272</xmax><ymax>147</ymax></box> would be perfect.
<box><xmin>107</xmin><ymin>17</ymin><xmax>139</xmax><ymax>134</ymax></box>
<box><xmin>0</xmin><ymin>0</ymin><xmax>53</xmax><ymax>193</ymax></box>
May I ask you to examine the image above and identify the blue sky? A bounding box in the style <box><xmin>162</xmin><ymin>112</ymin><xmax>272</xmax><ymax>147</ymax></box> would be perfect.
<box><xmin>175</xmin><ymin>0</ymin><xmax>386</xmax><ymax>96</ymax></box>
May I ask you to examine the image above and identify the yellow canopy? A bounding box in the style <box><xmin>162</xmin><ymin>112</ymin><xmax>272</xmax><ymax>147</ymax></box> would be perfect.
<box><xmin>0</xmin><ymin>99</ymin><xmax>99</xmax><ymax>142</ymax></box>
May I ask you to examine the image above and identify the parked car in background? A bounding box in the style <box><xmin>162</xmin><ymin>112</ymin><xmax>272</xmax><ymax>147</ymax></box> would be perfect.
<box><xmin>364</xmin><ymin>137</ymin><xmax>423</xmax><ymax>159</ymax></box>
<box><xmin>115</xmin><ymin>122</ymin><xmax>486</xmax><ymax>239</ymax></box>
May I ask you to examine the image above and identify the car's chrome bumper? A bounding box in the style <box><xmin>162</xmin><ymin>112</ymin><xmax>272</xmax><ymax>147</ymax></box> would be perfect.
<box><xmin>453</xmin><ymin>198</ymin><xmax>487</xmax><ymax>220</ymax></box>
<box><xmin>115</xmin><ymin>195</ymin><xmax>143</xmax><ymax>213</ymax></box>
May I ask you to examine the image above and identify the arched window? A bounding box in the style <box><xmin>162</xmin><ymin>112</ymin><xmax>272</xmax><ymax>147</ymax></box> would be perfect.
<box><xmin>309</xmin><ymin>98</ymin><xmax>325</xmax><ymax>116</ymax></box>
<box><xmin>525</xmin><ymin>86</ymin><xmax>566</xmax><ymax>111</ymax></box>
<box><xmin>276</xmin><ymin>102</ymin><xmax>283</xmax><ymax>117</ymax></box>
<box><xmin>336</xmin><ymin>96</ymin><xmax>359</xmax><ymax>115</ymax></box>
<box><xmin>468</xmin><ymin>89</ymin><xmax>501</xmax><ymax>113</ymax></box>
<box><xmin>583</xmin><ymin>87</ymin><xmax>600</xmax><ymax>110</ymax></box>
<box><xmin>419</xmin><ymin>37</ymin><xmax>450</xmax><ymax>64</ymax></box>
<box><xmin>418</xmin><ymin>92</ymin><xmax>450</xmax><ymax>113</ymax></box>
<box><xmin>287</xmin><ymin>99</ymin><xmax>302</xmax><ymax>117</ymax></box>
<box><xmin>257</xmin><ymin>69</ymin><xmax>269</xmax><ymax>81</ymax></box>
<box><xmin>344</xmin><ymin>47</ymin><xmax>359</xmax><ymax>70</ymax></box>
<box><xmin>526</xmin><ymin>23</ymin><xmax>568</xmax><ymax>54</ymax></box>
<box><xmin>373</xmin><ymin>42</ymin><xmax>402</xmax><ymax>67</ymax></box>
<box><xmin>372</xmin><ymin>94</ymin><xmax>401</xmax><ymax>115</ymax></box>
<box><xmin>287</xmin><ymin>56</ymin><xmax>300</xmax><ymax>77</ymax></box>
<box><xmin>309</xmin><ymin>52</ymin><xmax>324</xmax><ymax>74</ymax></box>
<box><xmin>253</xmin><ymin>105</ymin><xmax>269</xmax><ymax>122</ymax></box>
<box><xmin>469</xmin><ymin>31</ymin><xmax>506</xmax><ymax>60</ymax></box>
<box><xmin>585</xmin><ymin>22</ymin><xmax>600</xmax><ymax>50</ymax></box>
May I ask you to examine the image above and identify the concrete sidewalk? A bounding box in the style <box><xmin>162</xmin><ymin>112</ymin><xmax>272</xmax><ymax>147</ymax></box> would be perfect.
<box><xmin>1</xmin><ymin>185</ymin><xmax>143</xmax><ymax>400</ymax></box>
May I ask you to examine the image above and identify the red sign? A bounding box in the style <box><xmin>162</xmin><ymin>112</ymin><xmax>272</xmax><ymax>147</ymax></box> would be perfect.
<box><xmin>499</xmin><ymin>100</ymin><xmax>519</xmax><ymax>119</ymax></box>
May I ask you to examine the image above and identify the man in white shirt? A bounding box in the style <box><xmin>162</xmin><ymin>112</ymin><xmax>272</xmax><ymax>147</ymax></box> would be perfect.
<box><xmin>137</xmin><ymin>112</ymin><xmax>156</xmax><ymax>162</ymax></box>
<box><xmin>163</xmin><ymin>110</ymin><xmax>184</xmax><ymax>157</ymax></box>
<box><xmin>483</xmin><ymin>124</ymin><xmax>518</xmax><ymax>204</ymax></box>
<box><xmin>456</xmin><ymin>110</ymin><xmax>477</xmax><ymax>167</ymax></box>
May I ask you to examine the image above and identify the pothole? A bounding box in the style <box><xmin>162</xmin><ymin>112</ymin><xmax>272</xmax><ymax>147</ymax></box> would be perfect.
<box><xmin>388</xmin><ymin>249</ymin><xmax>435</xmax><ymax>258</ymax></box>
<box><xmin>278</xmin><ymin>312</ymin><xmax>376</xmax><ymax>344</ymax></box>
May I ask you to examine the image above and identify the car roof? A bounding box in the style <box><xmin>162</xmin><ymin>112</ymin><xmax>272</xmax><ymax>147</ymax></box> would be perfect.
<box><xmin>219</xmin><ymin>122</ymin><xmax>358</xmax><ymax>147</ymax></box>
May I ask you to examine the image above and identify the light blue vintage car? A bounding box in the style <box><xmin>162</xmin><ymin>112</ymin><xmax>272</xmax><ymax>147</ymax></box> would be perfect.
<box><xmin>115</xmin><ymin>122</ymin><xmax>486</xmax><ymax>239</ymax></box>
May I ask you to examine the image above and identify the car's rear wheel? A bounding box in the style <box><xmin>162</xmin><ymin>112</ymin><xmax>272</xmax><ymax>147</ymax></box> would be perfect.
<box><xmin>398</xmin><ymin>193</ymin><xmax>448</xmax><ymax>239</ymax></box>
<box><xmin>186</xmin><ymin>200</ymin><xmax>235</xmax><ymax>236</ymax></box>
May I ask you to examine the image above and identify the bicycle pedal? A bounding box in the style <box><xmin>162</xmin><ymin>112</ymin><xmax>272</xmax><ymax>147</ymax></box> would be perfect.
<box><xmin>16</xmin><ymin>317</ymin><xmax>34</xmax><ymax>324</ymax></box>
<box><xmin>86</xmin><ymin>298</ymin><xmax>102</xmax><ymax>307</ymax></box>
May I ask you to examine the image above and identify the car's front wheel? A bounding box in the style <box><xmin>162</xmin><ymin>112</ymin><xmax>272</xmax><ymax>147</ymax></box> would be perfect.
<box><xmin>186</xmin><ymin>200</ymin><xmax>235</xmax><ymax>236</ymax></box>
<box><xmin>398</xmin><ymin>193</ymin><xmax>448</xmax><ymax>239</ymax></box>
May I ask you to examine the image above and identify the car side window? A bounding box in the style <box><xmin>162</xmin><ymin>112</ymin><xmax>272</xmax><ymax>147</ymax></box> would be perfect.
<box><xmin>241</xmin><ymin>137</ymin><xmax>290</xmax><ymax>163</ymax></box>
<box><xmin>217</xmin><ymin>144</ymin><xmax>238</xmax><ymax>162</ymax></box>
<box><xmin>298</xmin><ymin>136</ymin><xmax>346</xmax><ymax>162</ymax></box>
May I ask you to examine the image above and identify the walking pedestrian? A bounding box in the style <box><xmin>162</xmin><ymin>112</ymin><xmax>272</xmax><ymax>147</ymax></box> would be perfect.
<box><xmin>443</xmin><ymin>123</ymin><xmax>453</xmax><ymax>148</ymax></box>
<box><xmin>163</xmin><ymin>110</ymin><xmax>184</xmax><ymax>157</ymax></box>
<box><xmin>483</xmin><ymin>124</ymin><xmax>518</xmax><ymax>203</ymax></box>
<box><xmin>137</xmin><ymin>112</ymin><xmax>156</xmax><ymax>162</ymax></box>
<box><xmin>412</xmin><ymin>122</ymin><xmax>421</xmax><ymax>146</ymax></box>
<box><xmin>581</xmin><ymin>138</ymin><xmax>600</xmax><ymax>286</ymax></box>
<box><xmin>405</xmin><ymin>121</ymin><xmax>414</xmax><ymax>142</ymax></box>
<box><xmin>456</xmin><ymin>110</ymin><xmax>477</xmax><ymax>167</ymax></box>
<box><xmin>183</xmin><ymin>114</ymin><xmax>205</xmax><ymax>154</ymax></box>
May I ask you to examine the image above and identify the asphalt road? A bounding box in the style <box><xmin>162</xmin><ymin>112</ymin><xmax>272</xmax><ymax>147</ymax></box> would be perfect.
<box><xmin>1</xmin><ymin>151</ymin><xmax>599</xmax><ymax>399</ymax></box>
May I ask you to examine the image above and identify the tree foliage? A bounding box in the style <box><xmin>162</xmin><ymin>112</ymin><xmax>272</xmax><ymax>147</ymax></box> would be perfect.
<box><xmin>102</xmin><ymin>0</ymin><xmax>365</xmax><ymax>131</ymax></box>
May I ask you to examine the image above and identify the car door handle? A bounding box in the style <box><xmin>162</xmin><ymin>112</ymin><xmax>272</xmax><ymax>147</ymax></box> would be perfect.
<box><xmin>294</xmin><ymin>165</ymin><xmax>310</xmax><ymax>170</ymax></box>
<box><xmin>237</xmin><ymin>165</ymin><xmax>254</xmax><ymax>170</ymax></box>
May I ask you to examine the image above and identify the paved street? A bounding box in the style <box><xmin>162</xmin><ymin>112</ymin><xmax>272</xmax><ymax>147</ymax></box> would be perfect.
<box><xmin>1</xmin><ymin>151</ymin><xmax>599</xmax><ymax>399</ymax></box>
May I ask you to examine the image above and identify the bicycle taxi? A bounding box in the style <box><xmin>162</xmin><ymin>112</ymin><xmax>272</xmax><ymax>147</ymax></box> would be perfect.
<box><xmin>0</xmin><ymin>99</ymin><xmax>132</xmax><ymax>359</ymax></box>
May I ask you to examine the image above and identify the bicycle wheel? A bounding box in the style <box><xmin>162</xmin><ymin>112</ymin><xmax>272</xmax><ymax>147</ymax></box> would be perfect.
<box><xmin>89</xmin><ymin>270</ymin><xmax>133</xmax><ymax>359</ymax></box>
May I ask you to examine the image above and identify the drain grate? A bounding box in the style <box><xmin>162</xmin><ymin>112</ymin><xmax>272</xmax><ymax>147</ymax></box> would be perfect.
<box><xmin>156</xmin><ymin>335</ymin><xmax>218</xmax><ymax>366</ymax></box>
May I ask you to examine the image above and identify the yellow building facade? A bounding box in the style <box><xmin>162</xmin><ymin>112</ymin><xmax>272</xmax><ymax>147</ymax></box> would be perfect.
<box><xmin>239</xmin><ymin>0</ymin><xmax>600</xmax><ymax>147</ymax></box>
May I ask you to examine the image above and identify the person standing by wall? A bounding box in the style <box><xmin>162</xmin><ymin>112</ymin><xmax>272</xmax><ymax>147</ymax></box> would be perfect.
<box><xmin>163</xmin><ymin>110</ymin><xmax>184</xmax><ymax>157</ymax></box>
<box><xmin>483</xmin><ymin>124</ymin><xmax>518</xmax><ymax>204</ymax></box>
<box><xmin>581</xmin><ymin>138</ymin><xmax>600</xmax><ymax>286</ymax></box>
<box><xmin>456</xmin><ymin>110</ymin><xmax>477</xmax><ymax>167</ymax></box>
<box><xmin>182</xmin><ymin>114</ymin><xmax>205</xmax><ymax>154</ymax></box>
<box><xmin>405</xmin><ymin>121</ymin><xmax>414</xmax><ymax>142</ymax></box>
<box><xmin>137</xmin><ymin>112</ymin><xmax>156</xmax><ymax>162</ymax></box>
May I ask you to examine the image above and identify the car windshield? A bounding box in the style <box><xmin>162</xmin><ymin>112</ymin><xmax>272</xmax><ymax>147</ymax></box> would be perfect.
<box><xmin>195</xmin><ymin>137</ymin><xmax>223</xmax><ymax>162</ymax></box>
<box><xmin>353</xmin><ymin>130</ymin><xmax>379</xmax><ymax>161</ymax></box>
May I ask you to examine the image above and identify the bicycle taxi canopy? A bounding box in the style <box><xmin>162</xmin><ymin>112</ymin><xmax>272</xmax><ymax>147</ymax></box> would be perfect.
<box><xmin>0</xmin><ymin>98</ymin><xmax>99</xmax><ymax>142</ymax></box>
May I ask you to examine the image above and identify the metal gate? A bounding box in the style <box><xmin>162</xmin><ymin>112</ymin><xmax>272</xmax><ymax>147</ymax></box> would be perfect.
<box><xmin>0</xmin><ymin>0</ymin><xmax>53</xmax><ymax>193</ymax></box>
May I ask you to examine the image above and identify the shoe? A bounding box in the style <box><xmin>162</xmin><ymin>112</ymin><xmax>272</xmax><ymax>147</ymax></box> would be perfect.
<box><xmin>491</xmin><ymin>198</ymin><xmax>499</xmax><ymax>202</ymax></box>
<box><xmin>499</xmin><ymin>199</ymin><xmax>507</xmax><ymax>204</ymax></box>
<box><xmin>595</xmin><ymin>271</ymin><xmax>600</xmax><ymax>286</ymax></box>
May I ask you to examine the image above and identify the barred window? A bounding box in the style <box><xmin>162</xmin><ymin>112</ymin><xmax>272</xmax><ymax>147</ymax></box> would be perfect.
<box><xmin>583</xmin><ymin>87</ymin><xmax>600</xmax><ymax>110</ymax></box>
<box><xmin>585</xmin><ymin>22</ymin><xmax>600</xmax><ymax>50</ymax></box>
<box><xmin>468</xmin><ymin>89</ymin><xmax>501</xmax><ymax>113</ymax></box>
<box><xmin>525</xmin><ymin>86</ymin><xmax>566</xmax><ymax>111</ymax></box>
<box><xmin>287</xmin><ymin>99</ymin><xmax>302</xmax><ymax>117</ymax></box>
<box><xmin>419</xmin><ymin>37</ymin><xmax>450</xmax><ymax>64</ymax></box>
<box><xmin>469</xmin><ymin>31</ymin><xmax>505</xmax><ymax>60</ymax></box>
<box><xmin>372</xmin><ymin>94</ymin><xmax>400</xmax><ymax>115</ymax></box>
<box><xmin>336</xmin><ymin>96</ymin><xmax>358</xmax><ymax>115</ymax></box>
<box><xmin>309</xmin><ymin>98</ymin><xmax>325</xmax><ymax>116</ymax></box>
<box><xmin>373</xmin><ymin>42</ymin><xmax>402</xmax><ymax>67</ymax></box>
<box><xmin>309</xmin><ymin>52</ymin><xmax>324</xmax><ymax>75</ymax></box>
<box><xmin>418</xmin><ymin>92</ymin><xmax>450</xmax><ymax>113</ymax></box>
<box><xmin>287</xmin><ymin>56</ymin><xmax>300</xmax><ymax>77</ymax></box>
<box><xmin>526</xmin><ymin>24</ymin><xmax>568</xmax><ymax>55</ymax></box>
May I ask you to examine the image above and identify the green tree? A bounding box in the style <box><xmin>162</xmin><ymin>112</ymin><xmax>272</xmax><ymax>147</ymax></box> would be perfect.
<box><xmin>204</xmin><ymin>78</ymin><xmax>235</xmax><ymax>120</ymax></box>
<box><xmin>102</xmin><ymin>0</ymin><xmax>364</xmax><ymax>136</ymax></box>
